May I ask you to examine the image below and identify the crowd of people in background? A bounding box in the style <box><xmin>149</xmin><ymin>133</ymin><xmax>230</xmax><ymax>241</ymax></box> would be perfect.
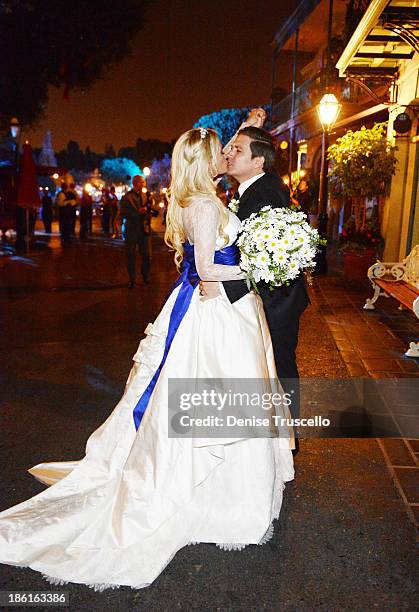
<box><xmin>40</xmin><ymin>178</ymin><xmax>161</xmax><ymax>244</ymax></box>
<box><xmin>39</xmin><ymin>173</ymin><xmax>316</xmax><ymax>243</ymax></box>
<box><xmin>35</xmin><ymin>173</ymin><xmax>316</xmax><ymax>287</ymax></box>
<box><xmin>37</xmin><ymin>177</ymin><xmax>161</xmax><ymax>287</ymax></box>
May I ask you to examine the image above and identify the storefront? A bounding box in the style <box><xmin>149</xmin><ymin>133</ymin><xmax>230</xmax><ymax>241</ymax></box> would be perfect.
<box><xmin>336</xmin><ymin>0</ymin><xmax>419</xmax><ymax>260</ymax></box>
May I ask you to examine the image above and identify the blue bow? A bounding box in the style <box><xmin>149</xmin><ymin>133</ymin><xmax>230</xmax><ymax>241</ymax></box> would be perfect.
<box><xmin>133</xmin><ymin>241</ymin><xmax>239</xmax><ymax>429</ymax></box>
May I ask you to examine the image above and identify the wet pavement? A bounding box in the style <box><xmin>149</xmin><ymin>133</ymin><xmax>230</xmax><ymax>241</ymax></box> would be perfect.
<box><xmin>0</xmin><ymin>224</ymin><xmax>418</xmax><ymax>611</ymax></box>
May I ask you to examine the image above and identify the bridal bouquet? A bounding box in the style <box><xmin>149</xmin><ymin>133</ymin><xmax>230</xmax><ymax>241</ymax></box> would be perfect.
<box><xmin>236</xmin><ymin>206</ymin><xmax>324</xmax><ymax>291</ymax></box>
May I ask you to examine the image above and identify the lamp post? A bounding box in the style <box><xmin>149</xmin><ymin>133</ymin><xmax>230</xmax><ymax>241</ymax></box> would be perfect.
<box><xmin>9</xmin><ymin>117</ymin><xmax>20</xmax><ymax>187</ymax></box>
<box><xmin>316</xmin><ymin>93</ymin><xmax>340</xmax><ymax>274</ymax></box>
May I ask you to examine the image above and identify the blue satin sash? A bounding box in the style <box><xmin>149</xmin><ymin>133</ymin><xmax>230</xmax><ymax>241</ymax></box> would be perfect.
<box><xmin>133</xmin><ymin>241</ymin><xmax>240</xmax><ymax>429</ymax></box>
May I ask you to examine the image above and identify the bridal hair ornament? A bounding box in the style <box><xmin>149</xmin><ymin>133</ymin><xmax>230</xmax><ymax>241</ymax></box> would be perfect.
<box><xmin>199</xmin><ymin>127</ymin><xmax>208</xmax><ymax>140</ymax></box>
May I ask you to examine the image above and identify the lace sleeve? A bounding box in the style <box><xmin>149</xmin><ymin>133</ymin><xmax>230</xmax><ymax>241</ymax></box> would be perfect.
<box><xmin>188</xmin><ymin>199</ymin><xmax>246</xmax><ymax>281</ymax></box>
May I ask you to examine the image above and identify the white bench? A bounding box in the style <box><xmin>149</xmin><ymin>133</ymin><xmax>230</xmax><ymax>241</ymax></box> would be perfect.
<box><xmin>364</xmin><ymin>244</ymin><xmax>419</xmax><ymax>357</ymax></box>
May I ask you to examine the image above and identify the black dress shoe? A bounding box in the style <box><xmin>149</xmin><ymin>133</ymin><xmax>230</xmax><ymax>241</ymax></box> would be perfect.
<box><xmin>143</xmin><ymin>277</ymin><xmax>150</xmax><ymax>285</ymax></box>
<box><xmin>129</xmin><ymin>281</ymin><xmax>136</xmax><ymax>289</ymax></box>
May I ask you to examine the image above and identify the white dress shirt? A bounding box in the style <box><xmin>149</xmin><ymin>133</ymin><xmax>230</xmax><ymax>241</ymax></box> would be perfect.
<box><xmin>238</xmin><ymin>172</ymin><xmax>265</xmax><ymax>198</ymax></box>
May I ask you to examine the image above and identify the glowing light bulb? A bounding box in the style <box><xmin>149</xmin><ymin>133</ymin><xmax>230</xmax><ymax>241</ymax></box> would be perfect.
<box><xmin>318</xmin><ymin>93</ymin><xmax>340</xmax><ymax>128</ymax></box>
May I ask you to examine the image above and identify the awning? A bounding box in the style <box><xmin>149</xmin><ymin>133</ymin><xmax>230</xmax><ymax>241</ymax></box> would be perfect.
<box><xmin>336</xmin><ymin>0</ymin><xmax>418</xmax><ymax>80</ymax></box>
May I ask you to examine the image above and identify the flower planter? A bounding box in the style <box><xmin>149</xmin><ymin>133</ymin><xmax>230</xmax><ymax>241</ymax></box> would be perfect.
<box><xmin>343</xmin><ymin>248</ymin><xmax>377</xmax><ymax>282</ymax></box>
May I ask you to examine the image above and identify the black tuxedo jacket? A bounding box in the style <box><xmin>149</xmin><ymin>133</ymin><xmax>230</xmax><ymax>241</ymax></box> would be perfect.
<box><xmin>223</xmin><ymin>172</ymin><xmax>310</xmax><ymax>324</ymax></box>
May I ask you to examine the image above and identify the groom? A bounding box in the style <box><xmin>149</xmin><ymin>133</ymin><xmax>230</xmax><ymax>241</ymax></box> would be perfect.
<box><xmin>206</xmin><ymin>127</ymin><xmax>310</xmax><ymax>424</ymax></box>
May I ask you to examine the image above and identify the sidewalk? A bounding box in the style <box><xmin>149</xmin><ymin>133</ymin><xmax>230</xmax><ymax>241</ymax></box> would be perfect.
<box><xmin>309</xmin><ymin>262</ymin><xmax>419</xmax><ymax>530</ymax></box>
<box><xmin>0</xmin><ymin>234</ymin><xmax>417</xmax><ymax>611</ymax></box>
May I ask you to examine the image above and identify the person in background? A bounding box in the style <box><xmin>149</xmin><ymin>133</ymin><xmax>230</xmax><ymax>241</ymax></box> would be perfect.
<box><xmin>162</xmin><ymin>192</ymin><xmax>168</xmax><ymax>226</ymax></box>
<box><xmin>109</xmin><ymin>186</ymin><xmax>120</xmax><ymax>239</ymax></box>
<box><xmin>41</xmin><ymin>192</ymin><xmax>53</xmax><ymax>233</ymax></box>
<box><xmin>87</xmin><ymin>192</ymin><xmax>93</xmax><ymax>234</ymax></box>
<box><xmin>66</xmin><ymin>183</ymin><xmax>79</xmax><ymax>236</ymax></box>
<box><xmin>80</xmin><ymin>187</ymin><xmax>93</xmax><ymax>240</ymax></box>
<box><xmin>120</xmin><ymin>175</ymin><xmax>157</xmax><ymax>287</ymax></box>
<box><xmin>291</xmin><ymin>178</ymin><xmax>313</xmax><ymax>216</ymax></box>
<box><xmin>56</xmin><ymin>182</ymin><xmax>71</xmax><ymax>242</ymax></box>
<box><xmin>101</xmin><ymin>188</ymin><xmax>111</xmax><ymax>235</ymax></box>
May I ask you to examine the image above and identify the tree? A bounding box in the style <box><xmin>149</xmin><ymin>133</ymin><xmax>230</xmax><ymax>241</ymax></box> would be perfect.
<box><xmin>328</xmin><ymin>123</ymin><xmax>397</xmax><ymax>200</ymax></box>
<box><xmin>193</xmin><ymin>105</ymin><xmax>269</xmax><ymax>145</ymax></box>
<box><xmin>105</xmin><ymin>145</ymin><xmax>116</xmax><ymax>159</ymax></box>
<box><xmin>0</xmin><ymin>1</ymin><xmax>148</xmax><ymax>130</ymax></box>
<box><xmin>118</xmin><ymin>146</ymin><xmax>139</xmax><ymax>165</ymax></box>
<box><xmin>135</xmin><ymin>138</ymin><xmax>174</xmax><ymax>167</ymax></box>
<box><xmin>100</xmin><ymin>157</ymin><xmax>142</xmax><ymax>184</ymax></box>
<box><xmin>147</xmin><ymin>154</ymin><xmax>171</xmax><ymax>192</ymax></box>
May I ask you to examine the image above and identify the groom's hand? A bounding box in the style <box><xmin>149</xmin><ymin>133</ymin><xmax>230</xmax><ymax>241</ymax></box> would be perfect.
<box><xmin>199</xmin><ymin>281</ymin><xmax>220</xmax><ymax>300</ymax></box>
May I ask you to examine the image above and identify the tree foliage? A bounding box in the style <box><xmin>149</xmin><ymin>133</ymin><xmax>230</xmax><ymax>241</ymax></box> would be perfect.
<box><xmin>147</xmin><ymin>154</ymin><xmax>171</xmax><ymax>192</ymax></box>
<box><xmin>194</xmin><ymin>105</ymin><xmax>269</xmax><ymax>145</ymax></box>
<box><xmin>0</xmin><ymin>0</ymin><xmax>149</xmax><ymax>130</ymax></box>
<box><xmin>100</xmin><ymin>157</ymin><xmax>142</xmax><ymax>184</ymax></box>
<box><xmin>328</xmin><ymin>123</ymin><xmax>397</xmax><ymax>199</ymax></box>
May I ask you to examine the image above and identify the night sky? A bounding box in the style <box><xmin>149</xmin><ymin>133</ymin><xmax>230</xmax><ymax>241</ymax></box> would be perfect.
<box><xmin>26</xmin><ymin>0</ymin><xmax>295</xmax><ymax>152</ymax></box>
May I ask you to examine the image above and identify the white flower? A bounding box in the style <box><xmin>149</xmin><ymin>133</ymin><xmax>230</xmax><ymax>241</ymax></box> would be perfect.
<box><xmin>228</xmin><ymin>198</ymin><xmax>240</xmax><ymax>213</ymax></box>
<box><xmin>272</xmin><ymin>251</ymin><xmax>288</xmax><ymax>265</ymax></box>
<box><xmin>279</xmin><ymin>237</ymin><xmax>292</xmax><ymax>250</ymax></box>
<box><xmin>255</xmin><ymin>238</ymin><xmax>267</xmax><ymax>252</ymax></box>
<box><xmin>253</xmin><ymin>268</ymin><xmax>262</xmax><ymax>282</ymax></box>
<box><xmin>240</xmin><ymin>253</ymin><xmax>250</xmax><ymax>271</ymax></box>
<box><xmin>266</xmin><ymin>238</ymin><xmax>279</xmax><ymax>252</ymax></box>
<box><xmin>255</xmin><ymin>252</ymin><xmax>271</xmax><ymax>269</ymax></box>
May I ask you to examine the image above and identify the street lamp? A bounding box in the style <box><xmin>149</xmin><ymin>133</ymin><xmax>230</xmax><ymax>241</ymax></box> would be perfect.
<box><xmin>10</xmin><ymin>117</ymin><xmax>20</xmax><ymax>139</ymax></box>
<box><xmin>317</xmin><ymin>93</ymin><xmax>340</xmax><ymax>128</ymax></box>
<box><xmin>9</xmin><ymin>117</ymin><xmax>20</xmax><ymax>172</ymax></box>
<box><xmin>143</xmin><ymin>166</ymin><xmax>150</xmax><ymax>177</ymax></box>
<box><xmin>316</xmin><ymin>93</ymin><xmax>340</xmax><ymax>274</ymax></box>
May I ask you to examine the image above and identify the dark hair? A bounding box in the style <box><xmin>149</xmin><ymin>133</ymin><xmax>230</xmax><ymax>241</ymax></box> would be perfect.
<box><xmin>238</xmin><ymin>126</ymin><xmax>275</xmax><ymax>172</ymax></box>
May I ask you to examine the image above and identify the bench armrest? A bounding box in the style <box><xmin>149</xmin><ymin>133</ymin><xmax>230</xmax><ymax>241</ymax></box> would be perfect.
<box><xmin>367</xmin><ymin>260</ymin><xmax>405</xmax><ymax>282</ymax></box>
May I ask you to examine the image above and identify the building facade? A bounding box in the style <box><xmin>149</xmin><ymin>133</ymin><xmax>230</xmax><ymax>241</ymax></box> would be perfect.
<box><xmin>270</xmin><ymin>0</ymin><xmax>418</xmax><ymax>259</ymax></box>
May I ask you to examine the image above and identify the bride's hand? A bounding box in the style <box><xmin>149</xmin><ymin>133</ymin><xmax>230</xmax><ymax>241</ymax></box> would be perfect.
<box><xmin>199</xmin><ymin>281</ymin><xmax>221</xmax><ymax>300</ymax></box>
<box><xmin>240</xmin><ymin>108</ymin><xmax>267</xmax><ymax>130</ymax></box>
<box><xmin>222</xmin><ymin>108</ymin><xmax>267</xmax><ymax>155</ymax></box>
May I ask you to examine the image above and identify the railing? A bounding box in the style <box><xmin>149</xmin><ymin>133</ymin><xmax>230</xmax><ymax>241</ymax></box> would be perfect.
<box><xmin>271</xmin><ymin>73</ymin><xmax>324</xmax><ymax>128</ymax></box>
<box><xmin>271</xmin><ymin>73</ymin><xmax>363</xmax><ymax>130</ymax></box>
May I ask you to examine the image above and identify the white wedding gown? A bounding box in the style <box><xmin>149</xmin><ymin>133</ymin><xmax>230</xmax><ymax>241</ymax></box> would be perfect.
<box><xmin>0</xmin><ymin>198</ymin><xmax>294</xmax><ymax>590</ymax></box>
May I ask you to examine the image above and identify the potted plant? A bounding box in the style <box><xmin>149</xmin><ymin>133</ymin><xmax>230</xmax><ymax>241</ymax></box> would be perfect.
<box><xmin>338</xmin><ymin>216</ymin><xmax>384</xmax><ymax>281</ymax></box>
<box><xmin>328</xmin><ymin>122</ymin><xmax>396</xmax><ymax>279</ymax></box>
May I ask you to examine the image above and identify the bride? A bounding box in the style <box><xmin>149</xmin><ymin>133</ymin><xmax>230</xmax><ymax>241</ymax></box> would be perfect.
<box><xmin>0</xmin><ymin>127</ymin><xmax>294</xmax><ymax>590</ymax></box>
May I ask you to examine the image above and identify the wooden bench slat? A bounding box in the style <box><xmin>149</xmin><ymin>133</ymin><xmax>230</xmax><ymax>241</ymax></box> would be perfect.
<box><xmin>375</xmin><ymin>279</ymin><xmax>419</xmax><ymax>310</ymax></box>
<box><xmin>378</xmin><ymin>281</ymin><xmax>419</xmax><ymax>300</ymax></box>
<box><xmin>375</xmin><ymin>279</ymin><xmax>419</xmax><ymax>296</ymax></box>
<box><xmin>376</xmin><ymin>279</ymin><xmax>419</xmax><ymax>296</ymax></box>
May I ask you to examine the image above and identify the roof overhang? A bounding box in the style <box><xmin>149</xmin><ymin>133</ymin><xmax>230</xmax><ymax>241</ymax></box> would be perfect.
<box><xmin>272</xmin><ymin>0</ymin><xmax>321</xmax><ymax>54</ymax></box>
<box><xmin>336</xmin><ymin>0</ymin><xmax>418</xmax><ymax>79</ymax></box>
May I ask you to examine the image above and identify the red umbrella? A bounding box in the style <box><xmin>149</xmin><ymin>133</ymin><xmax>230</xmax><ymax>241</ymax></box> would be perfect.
<box><xmin>17</xmin><ymin>142</ymin><xmax>40</xmax><ymax>253</ymax></box>
<box><xmin>17</xmin><ymin>142</ymin><xmax>41</xmax><ymax>209</ymax></box>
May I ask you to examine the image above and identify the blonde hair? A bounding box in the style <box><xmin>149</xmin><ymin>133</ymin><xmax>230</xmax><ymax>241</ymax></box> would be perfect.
<box><xmin>165</xmin><ymin>128</ymin><xmax>229</xmax><ymax>269</ymax></box>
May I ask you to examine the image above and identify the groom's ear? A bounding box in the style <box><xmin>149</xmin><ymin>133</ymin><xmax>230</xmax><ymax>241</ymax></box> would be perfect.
<box><xmin>253</xmin><ymin>155</ymin><xmax>265</xmax><ymax>172</ymax></box>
